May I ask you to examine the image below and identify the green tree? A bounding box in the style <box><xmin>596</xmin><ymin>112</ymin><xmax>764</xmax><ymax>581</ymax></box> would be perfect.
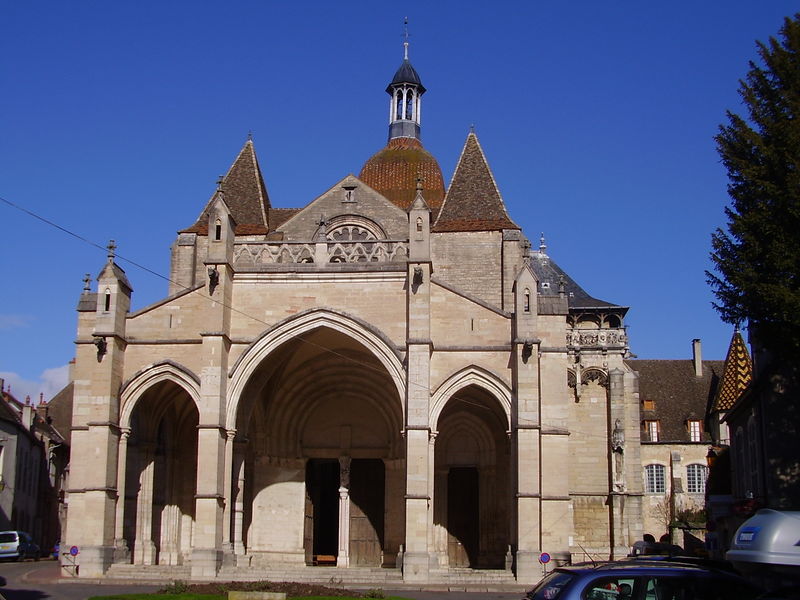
<box><xmin>708</xmin><ymin>14</ymin><xmax>800</xmax><ymax>360</ymax></box>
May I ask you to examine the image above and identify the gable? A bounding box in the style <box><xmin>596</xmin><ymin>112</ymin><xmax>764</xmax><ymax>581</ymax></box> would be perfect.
<box><xmin>277</xmin><ymin>175</ymin><xmax>410</xmax><ymax>241</ymax></box>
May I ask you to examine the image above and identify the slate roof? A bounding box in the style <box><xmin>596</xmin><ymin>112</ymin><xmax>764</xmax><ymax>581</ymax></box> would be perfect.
<box><xmin>529</xmin><ymin>249</ymin><xmax>627</xmax><ymax>313</ymax></box>
<box><xmin>712</xmin><ymin>329</ymin><xmax>752</xmax><ymax>412</ymax></box>
<box><xmin>627</xmin><ymin>359</ymin><xmax>723</xmax><ymax>443</ymax></box>
<box><xmin>387</xmin><ymin>58</ymin><xmax>426</xmax><ymax>93</ymax></box>
<box><xmin>433</xmin><ymin>133</ymin><xmax>519</xmax><ymax>233</ymax></box>
<box><xmin>359</xmin><ymin>137</ymin><xmax>445</xmax><ymax>212</ymax></box>
<box><xmin>184</xmin><ymin>139</ymin><xmax>271</xmax><ymax>235</ymax></box>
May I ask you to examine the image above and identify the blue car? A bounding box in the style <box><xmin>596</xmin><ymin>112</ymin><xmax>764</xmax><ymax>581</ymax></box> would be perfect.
<box><xmin>0</xmin><ymin>531</ymin><xmax>40</xmax><ymax>561</ymax></box>
<box><xmin>526</xmin><ymin>558</ymin><xmax>762</xmax><ymax>600</ymax></box>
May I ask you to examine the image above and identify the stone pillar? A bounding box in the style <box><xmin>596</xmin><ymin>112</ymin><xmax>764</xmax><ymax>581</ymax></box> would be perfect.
<box><xmin>222</xmin><ymin>430</ymin><xmax>236</xmax><ymax>551</ymax></box>
<box><xmin>405</xmin><ymin>218</ymin><xmax>432</xmax><ymax>581</ymax></box>
<box><xmin>133</xmin><ymin>443</ymin><xmax>157</xmax><ymax>565</ymax></box>
<box><xmin>512</xmin><ymin>266</ymin><xmax>544</xmax><ymax>583</ymax></box>
<box><xmin>337</xmin><ymin>456</ymin><xmax>351</xmax><ymax>567</ymax></box>
<box><xmin>609</xmin><ymin>369</ymin><xmax>630</xmax><ymax>559</ymax></box>
<box><xmin>232</xmin><ymin>441</ymin><xmax>247</xmax><ymax>555</ymax></box>
<box><xmin>113</xmin><ymin>428</ymin><xmax>131</xmax><ymax>563</ymax></box>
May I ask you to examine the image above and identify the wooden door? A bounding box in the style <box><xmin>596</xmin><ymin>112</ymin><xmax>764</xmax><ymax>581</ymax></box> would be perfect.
<box><xmin>349</xmin><ymin>459</ymin><xmax>385</xmax><ymax>566</ymax></box>
<box><xmin>447</xmin><ymin>467</ymin><xmax>479</xmax><ymax>567</ymax></box>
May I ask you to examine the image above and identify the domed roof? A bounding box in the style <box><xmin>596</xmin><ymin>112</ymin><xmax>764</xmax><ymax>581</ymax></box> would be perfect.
<box><xmin>359</xmin><ymin>137</ymin><xmax>445</xmax><ymax>212</ymax></box>
<box><xmin>386</xmin><ymin>59</ymin><xmax>426</xmax><ymax>93</ymax></box>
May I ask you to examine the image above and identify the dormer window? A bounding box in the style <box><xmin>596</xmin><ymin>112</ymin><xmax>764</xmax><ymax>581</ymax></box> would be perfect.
<box><xmin>416</xmin><ymin>216</ymin><xmax>423</xmax><ymax>232</ymax></box>
<box><xmin>541</xmin><ymin>282</ymin><xmax>550</xmax><ymax>292</ymax></box>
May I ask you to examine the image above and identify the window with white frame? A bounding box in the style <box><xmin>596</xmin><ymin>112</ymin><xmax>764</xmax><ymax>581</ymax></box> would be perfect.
<box><xmin>688</xmin><ymin>420</ymin><xmax>703</xmax><ymax>442</ymax></box>
<box><xmin>644</xmin><ymin>420</ymin><xmax>660</xmax><ymax>442</ymax></box>
<box><xmin>644</xmin><ymin>464</ymin><xmax>666</xmax><ymax>493</ymax></box>
<box><xmin>687</xmin><ymin>463</ymin><xmax>707</xmax><ymax>494</ymax></box>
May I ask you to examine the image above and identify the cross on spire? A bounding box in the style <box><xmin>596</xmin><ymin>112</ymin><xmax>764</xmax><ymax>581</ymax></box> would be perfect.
<box><xmin>83</xmin><ymin>273</ymin><xmax>92</xmax><ymax>292</ymax></box>
<box><xmin>107</xmin><ymin>239</ymin><xmax>117</xmax><ymax>262</ymax></box>
<box><xmin>403</xmin><ymin>17</ymin><xmax>409</xmax><ymax>60</ymax></box>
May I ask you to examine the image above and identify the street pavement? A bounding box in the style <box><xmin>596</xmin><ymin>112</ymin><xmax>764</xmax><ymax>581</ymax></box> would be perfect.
<box><xmin>0</xmin><ymin>559</ymin><xmax>528</xmax><ymax>600</ymax></box>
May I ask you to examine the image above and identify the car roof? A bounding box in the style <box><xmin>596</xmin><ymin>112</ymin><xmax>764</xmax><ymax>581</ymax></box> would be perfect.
<box><xmin>554</xmin><ymin>560</ymin><xmax>734</xmax><ymax>576</ymax></box>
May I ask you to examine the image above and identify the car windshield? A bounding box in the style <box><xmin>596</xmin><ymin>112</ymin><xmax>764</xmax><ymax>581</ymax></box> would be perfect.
<box><xmin>528</xmin><ymin>571</ymin><xmax>576</xmax><ymax>600</ymax></box>
<box><xmin>0</xmin><ymin>533</ymin><xmax>17</xmax><ymax>542</ymax></box>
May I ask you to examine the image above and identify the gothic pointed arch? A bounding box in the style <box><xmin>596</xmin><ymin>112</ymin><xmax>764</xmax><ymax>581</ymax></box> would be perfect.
<box><xmin>119</xmin><ymin>360</ymin><xmax>201</xmax><ymax>429</ymax></box>
<box><xmin>430</xmin><ymin>366</ymin><xmax>512</xmax><ymax>431</ymax></box>
<box><xmin>227</xmin><ymin>308</ymin><xmax>406</xmax><ymax>429</ymax></box>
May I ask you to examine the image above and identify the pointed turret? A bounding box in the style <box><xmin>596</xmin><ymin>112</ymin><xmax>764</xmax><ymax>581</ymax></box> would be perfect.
<box><xmin>184</xmin><ymin>137</ymin><xmax>271</xmax><ymax>235</ymax></box>
<box><xmin>433</xmin><ymin>132</ymin><xmax>519</xmax><ymax>232</ymax></box>
<box><xmin>713</xmin><ymin>329</ymin><xmax>753</xmax><ymax>412</ymax></box>
<box><xmin>359</xmin><ymin>26</ymin><xmax>445</xmax><ymax>213</ymax></box>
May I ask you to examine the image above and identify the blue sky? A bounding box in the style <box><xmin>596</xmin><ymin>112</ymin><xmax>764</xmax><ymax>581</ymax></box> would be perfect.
<box><xmin>1</xmin><ymin>2</ymin><xmax>796</xmax><ymax>402</ymax></box>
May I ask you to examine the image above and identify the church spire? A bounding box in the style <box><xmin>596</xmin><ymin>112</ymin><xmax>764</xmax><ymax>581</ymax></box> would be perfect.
<box><xmin>386</xmin><ymin>18</ymin><xmax>425</xmax><ymax>142</ymax></box>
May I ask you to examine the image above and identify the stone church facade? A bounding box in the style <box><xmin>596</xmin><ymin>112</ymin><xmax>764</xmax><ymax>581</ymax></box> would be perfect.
<box><xmin>65</xmin><ymin>49</ymin><xmax>644</xmax><ymax>584</ymax></box>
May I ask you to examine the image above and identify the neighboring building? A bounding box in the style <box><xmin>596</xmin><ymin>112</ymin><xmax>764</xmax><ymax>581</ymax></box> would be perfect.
<box><xmin>63</xmin><ymin>46</ymin><xmax>645</xmax><ymax>584</ymax></box>
<box><xmin>0</xmin><ymin>378</ymin><xmax>68</xmax><ymax>553</ymax></box>
<box><xmin>704</xmin><ymin>329</ymin><xmax>753</xmax><ymax>559</ymax></box>
<box><xmin>627</xmin><ymin>340</ymin><xmax>722</xmax><ymax>550</ymax></box>
<box><xmin>718</xmin><ymin>327</ymin><xmax>800</xmax><ymax>541</ymax></box>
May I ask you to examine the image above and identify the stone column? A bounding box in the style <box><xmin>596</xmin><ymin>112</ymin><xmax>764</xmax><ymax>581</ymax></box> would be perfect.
<box><xmin>222</xmin><ymin>430</ymin><xmax>236</xmax><ymax>551</ymax></box>
<box><xmin>608</xmin><ymin>369</ymin><xmax>629</xmax><ymax>559</ymax></box>
<box><xmin>232</xmin><ymin>441</ymin><xmax>247</xmax><ymax>555</ymax></box>
<box><xmin>113</xmin><ymin>428</ymin><xmax>131</xmax><ymax>562</ymax></box>
<box><xmin>337</xmin><ymin>456</ymin><xmax>351</xmax><ymax>567</ymax></box>
<box><xmin>133</xmin><ymin>442</ymin><xmax>157</xmax><ymax>565</ymax></box>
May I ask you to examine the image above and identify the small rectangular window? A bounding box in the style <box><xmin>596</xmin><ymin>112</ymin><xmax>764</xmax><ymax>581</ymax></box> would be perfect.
<box><xmin>644</xmin><ymin>420</ymin><xmax>659</xmax><ymax>442</ymax></box>
<box><xmin>642</xmin><ymin>399</ymin><xmax>655</xmax><ymax>411</ymax></box>
<box><xmin>687</xmin><ymin>464</ymin><xmax>708</xmax><ymax>494</ymax></box>
<box><xmin>688</xmin><ymin>420</ymin><xmax>702</xmax><ymax>442</ymax></box>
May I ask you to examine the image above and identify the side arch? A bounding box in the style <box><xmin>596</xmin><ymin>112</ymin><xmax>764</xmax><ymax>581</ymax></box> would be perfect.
<box><xmin>119</xmin><ymin>360</ymin><xmax>201</xmax><ymax>429</ymax></box>
<box><xmin>430</xmin><ymin>366</ymin><xmax>512</xmax><ymax>432</ymax></box>
<box><xmin>227</xmin><ymin>308</ymin><xmax>406</xmax><ymax>430</ymax></box>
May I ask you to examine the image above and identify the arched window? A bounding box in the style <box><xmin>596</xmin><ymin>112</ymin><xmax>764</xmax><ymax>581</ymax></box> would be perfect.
<box><xmin>644</xmin><ymin>464</ymin><xmax>666</xmax><ymax>494</ymax></box>
<box><xmin>405</xmin><ymin>90</ymin><xmax>414</xmax><ymax>119</ymax></box>
<box><xmin>416</xmin><ymin>216</ymin><xmax>423</xmax><ymax>232</ymax></box>
<box><xmin>686</xmin><ymin>464</ymin><xmax>707</xmax><ymax>494</ymax></box>
<box><xmin>524</xmin><ymin>288</ymin><xmax>530</xmax><ymax>313</ymax></box>
<box><xmin>214</xmin><ymin>218</ymin><xmax>222</xmax><ymax>241</ymax></box>
<box><xmin>104</xmin><ymin>288</ymin><xmax>111</xmax><ymax>312</ymax></box>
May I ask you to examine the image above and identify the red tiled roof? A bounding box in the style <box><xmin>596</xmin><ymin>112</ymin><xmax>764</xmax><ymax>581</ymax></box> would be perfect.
<box><xmin>433</xmin><ymin>132</ymin><xmax>519</xmax><ymax>233</ymax></box>
<box><xmin>359</xmin><ymin>137</ymin><xmax>445</xmax><ymax>212</ymax></box>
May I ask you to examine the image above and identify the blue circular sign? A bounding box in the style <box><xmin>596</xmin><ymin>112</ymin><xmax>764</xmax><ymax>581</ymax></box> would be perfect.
<box><xmin>69</xmin><ymin>545</ymin><xmax>79</xmax><ymax>556</ymax></box>
<box><xmin>539</xmin><ymin>552</ymin><xmax>551</xmax><ymax>564</ymax></box>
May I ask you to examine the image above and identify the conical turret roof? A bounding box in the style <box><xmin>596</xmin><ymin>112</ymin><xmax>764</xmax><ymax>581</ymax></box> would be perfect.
<box><xmin>712</xmin><ymin>329</ymin><xmax>753</xmax><ymax>411</ymax></box>
<box><xmin>433</xmin><ymin>132</ymin><xmax>519</xmax><ymax>232</ymax></box>
<box><xmin>183</xmin><ymin>138</ymin><xmax>271</xmax><ymax>235</ymax></box>
<box><xmin>387</xmin><ymin>58</ymin><xmax>426</xmax><ymax>93</ymax></box>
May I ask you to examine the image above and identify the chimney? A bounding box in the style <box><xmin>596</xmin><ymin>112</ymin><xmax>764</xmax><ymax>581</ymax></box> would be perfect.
<box><xmin>22</xmin><ymin>396</ymin><xmax>34</xmax><ymax>430</ymax></box>
<box><xmin>692</xmin><ymin>338</ymin><xmax>703</xmax><ymax>377</ymax></box>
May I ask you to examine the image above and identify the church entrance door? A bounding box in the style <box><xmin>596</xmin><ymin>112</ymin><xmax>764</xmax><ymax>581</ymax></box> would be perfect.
<box><xmin>306</xmin><ymin>459</ymin><xmax>339</xmax><ymax>565</ymax></box>
<box><xmin>447</xmin><ymin>466</ymin><xmax>479</xmax><ymax>567</ymax></box>
<box><xmin>349</xmin><ymin>459</ymin><xmax>385</xmax><ymax>566</ymax></box>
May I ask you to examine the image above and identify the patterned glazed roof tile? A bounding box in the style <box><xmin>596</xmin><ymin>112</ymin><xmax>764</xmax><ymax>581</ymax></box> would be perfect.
<box><xmin>432</xmin><ymin>132</ymin><xmax>519</xmax><ymax>233</ymax></box>
<box><xmin>183</xmin><ymin>139</ymin><xmax>271</xmax><ymax>234</ymax></box>
<box><xmin>713</xmin><ymin>330</ymin><xmax>753</xmax><ymax>411</ymax></box>
<box><xmin>359</xmin><ymin>137</ymin><xmax>445</xmax><ymax>212</ymax></box>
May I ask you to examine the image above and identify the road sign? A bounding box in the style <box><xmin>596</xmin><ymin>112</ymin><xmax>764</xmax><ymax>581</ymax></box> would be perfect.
<box><xmin>539</xmin><ymin>552</ymin><xmax>551</xmax><ymax>564</ymax></box>
<box><xmin>69</xmin><ymin>545</ymin><xmax>79</xmax><ymax>556</ymax></box>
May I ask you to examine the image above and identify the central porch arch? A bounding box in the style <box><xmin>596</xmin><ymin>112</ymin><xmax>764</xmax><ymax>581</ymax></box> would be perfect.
<box><xmin>227</xmin><ymin>311</ymin><xmax>405</xmax><ymax>568</ymax></box>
